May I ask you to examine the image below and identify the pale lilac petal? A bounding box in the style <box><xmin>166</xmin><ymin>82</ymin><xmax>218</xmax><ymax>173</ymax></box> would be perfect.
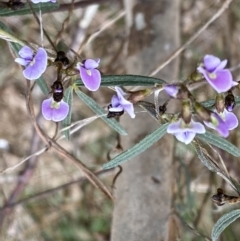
<box><xmin>163</xmin><ymin>84</ymin><xmax>178</xmax><ymax>98</ymax></box>
<box><xmin>203</xmin><ymin>55</ymin><xmax>221</xmax><ymax>72</ymax></box>
<box><xmin>204</xmin><ymin>112</ymin><xmax>229</xmax><ymax>137</ymax></box>
<box><xmin>199</xmin><ymin>68</ymin><xmax>232</xmax><ymax>93</ymax></box>
<box><xmin>42</xmin><ymin>98</ymin><xmax>53</xmax><ymax>120</ymax></box>
<box><xmin>15</xmin><ymin>58</ymin><xmax>29</xmax><ymax>66</ymax></box>
<box><xmin>111</xmin><ymin>95</ymin><xmax>119</xmax><ymax>107</ymax></box>
<box><xmin>232</xmin><ymin>81</ymin><xmax>238</xmax><ymax>87</ymax></box>
<box><xmin>84</xmin><ymin>59</ymin><xmax>99</xmax><ymax>69</ymax></box>
<box><xmin>175</xmin><ymin>132</ymin><xmax>196</xmax><ymax>145</ymax></box>
<box><xmin>191</xmin><ymin>121</ymin><xmax>206</xmax><ymax>134</ymax></box>
<box><xmin>22</xmin><ymin>48</ymin><xmax>48</xmax><ymax>80</ymax></box>
<box><xmin>122</xmin><ymin>103</ymin><xmax>135</xmax><ymax>118</ymax></box>
<box><xmin>167</xmin><ymin>119</ymin><xmax>181</xmax><ymax>133</ymax></box>
<box><xmin>109</xmin><ymin>106</ymin><xmax>124</xmax><ymax>112</ymax></box>
<box><xmin>42</xmin><ymin>98</ymin><xmax>69</xmax><ymax>122</ymax></box>
<box><xmin>19</xmin><ymin>46</ymin><xmax>33</xmax><ymax>59</ymax></box>
<box><xmin>52</xmin><ymin>101</ymin><xmax>69</xmax><ymax>122</ymax></box>
<box><xmin>215</xmin><ymin>59</ymin><xmax>227</xmax><ymax>72</ymax></box>
<box><xmin>79</xmin><ymin>66</ymin><xmax>101</xmax><ymax>91</ymax></box>
<box><xmin>224</xmin><ymin>111</ymin><xmax>238</xmax><ymax>130</ymax></box>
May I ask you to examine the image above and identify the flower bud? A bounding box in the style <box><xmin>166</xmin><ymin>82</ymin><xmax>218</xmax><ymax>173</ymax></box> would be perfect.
<box><xmin>164</xmin><ymin>84</ymin><xmax>190</xmax><ymax>100</ymax></box>
<box><xmin>128</xmin><ymin>88</ymin><xmax>153</xmax><ymax>104</ymax></box>
<box><xmin>225</xmin><ymin>91</ymin><xmax>235</xmax><ymax>112</ymax></box>
<box><xmin>194</xmin><ymin>102</ymin><xmax>211</xmax><ymax>122</ymax></box>
<box><xmin>181</xmin><ymin>99</ymin><xmax>191</xmax><ymax>124</ymax></box>
<box><xmin>215</xmin><ymin>94</ymin><xmax>225</xmax><ymax>113</ymax></box>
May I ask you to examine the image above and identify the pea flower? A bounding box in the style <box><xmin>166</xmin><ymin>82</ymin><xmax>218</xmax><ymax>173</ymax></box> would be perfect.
<box><xmin>41</xmin><ymin>98</ymin><xmax>69</xmax><ymax>122</ymax></box>
<box><xmin>204</xmin><ymin>112</ymin><xmax>231</xmax><ymax>137</ymax></box>
<box><xmin>77</xmin><ymin>59</ymin><xmax>101</xmax><ymax>91</ymax></box>
<box><xmin>15</xmin><ymin>46</ymin><xmax>47</xmax><ymax>80</ymax></box>
<box><xmin>163</xmin><ymin>84</ymin><xmax>179</xmax><ymax>98</ymax></box>
<box><xmin>31</xmin><ymin>0</ymin><xmax>56</xmax><ymax>3</ymax></box>
<box><xmin>204</xmin><ymin>109</ymin><xmax>238</xmax><ymax>136</ymax></box>
<box><xmin>108</xmin><ymin>87</ymin><xmax>135</xmax><ymax>118</ymax></box>
<box><xmin>167</xmin><ymin>118</ymin><xmax>206</xmax><ymax>145</ymax></box>
<box><xmin>197</xmin><ymin>55</ymin><xmax>235</xmax><ymax>93</ymax></box>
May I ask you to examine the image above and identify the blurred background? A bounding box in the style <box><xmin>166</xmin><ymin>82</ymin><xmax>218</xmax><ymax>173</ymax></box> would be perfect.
<box><xmin>0</xmin><ymin>0</ymin><xmax>240</xmax><ymax>240</ymax></box>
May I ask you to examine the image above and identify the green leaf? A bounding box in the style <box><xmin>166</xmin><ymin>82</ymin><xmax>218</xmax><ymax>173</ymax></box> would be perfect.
<box><xmin>212</xmin><ymin>209</ymin><xmax>240</xmax><ymax>241</ymax></box>
<box><xmin>196</xmin><ymin>131</ymin><xmax>240</xmax><ymax>157</ymax></box>
<box><xmin>103</xmin><ymin>123</ymin><xmax>169</xmax><ymax>169</ymax></box>
<box><xmin>75</xmin><ymin>75</ymin><xmax>166</xmax><ymax>87</ymax></box>
<box><xmin>63</xmin><ymin>87</ymin><xmax>73</xmax><ymax>140</ymax></box>
<box><xmin>0</xmin><ymin>2</ymin><xmax>59</xmax><ymax>17</ymax></box>
<box><xmin>75</xmin><ymin>88</ymin><xmax>127</xmax><ymax>136</ymax></box>
<box><xmin>192</xmin><ymin>141</ymin><xmax>220</xmax><ymax>173</ymax></box>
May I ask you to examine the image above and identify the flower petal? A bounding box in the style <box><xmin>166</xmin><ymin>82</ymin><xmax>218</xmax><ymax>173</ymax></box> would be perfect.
<box><xmin>15</xmin><ymin>58</ymin><xmax>29</xmax><ymax>66</ymax></box>
<box><xmin>199</xmin><ymin>68</ymin><xmax>232</xmax><ymax>93</ymax></box>
<box><xmin>84</xmin><ymin>59</ymin><xmax>99</xmax><ymax>69</ymax></box>
<box><xmin>215</xmin><ymin>59</ymin><xmax>227</xmax><ymax>72</ymax></box>
<box><xmin>123</xmin><ymin>103</ymin><xmax>135</xmax><ymax>118</ymax></box>
<box><xmin>203</xmin><ymin>55</ymin><xmax>221</xmax><ymax>72</ymax></box>
<box><xmin>109</xmin><ymin>106</ymin><xmax>124</xmax><ymax>112</ymax></box>
<box><xmin>19</xmin><ymin>46</ymin><xmax>33</xmax><ymax>59</ymax></box>
<box><xmin>42</xmin><ymin>98</ymin><xmax>54</xmax><ymax>120</ymax></box>
<box><xmin>79</xmin><ymin>66</ymin><xmax>101</xmax><ymax>91</ymax></box>
<box><xmin>167</xmin><ymin>119</ymin><xmax>181</xmax><ymax>133</ymax></box>
<box><xmin>224</xmin><ymin>111</ymin><xmax>238</xmax><ymax>130</ymax></box>
<box><xmin>52</xmin><ymin>101</ymin><xmax>69</xmax><ymax>122</ymax></box>
<box><xmin>163</xmin><ymin>84</ymin><xmax>178</xmax><ymax>98</ymax></box>
<box><xmin>111</xmin><ymin>95</ymin><xmax>120</xmax><ymax>107</ymax></box>
<box><xmin>191</xmin><ymin>121</ymin><xmax>206</xmax><ymax>134</ymax></box>
<box><xmin>23</xmin><ymin>48</ymin><xmax>48</xmax><ymax>80</ymax></box>
<box><xmin>175</xmin><ymin>132</ymin><xmax>196</xmax><ymax>145</ymax></box>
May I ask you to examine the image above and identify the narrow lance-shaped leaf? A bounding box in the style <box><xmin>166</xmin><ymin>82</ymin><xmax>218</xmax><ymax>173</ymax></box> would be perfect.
<box><xmin>76</xmin><ymin>74</ymin><xmax>166</xmax><ymax>87</ymax></box>
<box><xmin>75</xmin><ymin>88</ymin><xmax>127</xmax><ymax>136</ymax></box>
<box><xmin>103</xmin><ymin>123</ymin><xmax>169</xmax><ymax>169</ymax></box>
<box><xmin>196</xmin><ymin>131</ymin><xmax>240</xmax><ymax>157</ymax></box>
<box><xmin>192</xmin><ymin>140</ymin><xmax>220</xmax><ymax>173</ymax></box>
<box><xmin>0</xmin><ymin>2</ymin><xmax>59</xmax><ymax>17</ymax></box>
<box><xmin>211</xmin><ymin>209</ymin><xmax>240</xmax><ymax>241</ymax></box>
<box><xmin>63</xmin><ymin>86</ymin><xmax>73</xmax><ymax>140</ymax></box>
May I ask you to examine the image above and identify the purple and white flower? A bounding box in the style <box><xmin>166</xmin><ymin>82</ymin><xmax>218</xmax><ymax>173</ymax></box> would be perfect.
<box><xmin>15</xmin><ymin>46</ymin><xmax>48</xmax><ymax>80</ymax></box>
<box><xmin>167</xmin><ymin>118</ymin><xmax>206</xmax><ymax>145</ymax></box>
<box><xmin>197</xmin><ymin>55</ymin><xmax>236</xmax><ymax>93</ymax></box>
<box><xmin>42</xmin><ymin>98</ymin><xmax>69</xmax><ymax>122</ymax></box>
<box><xmin>204</xmin><ymin>112</ymin><xmax>230</xmax><ymax>137</ymax></box>
<box><xmin>204</xmin><ymin>109</ymin><xmax>238</xmax><ymax>137</ymax></box>
<box><xmin>108</xmin><ymin>87</ymin><xmax>135</xmax><ymax>118</ymax></box>
<box><xmin>77</xmin><ymin>59</ymin><xmax>101</xmax><ymax>91</ymax></box>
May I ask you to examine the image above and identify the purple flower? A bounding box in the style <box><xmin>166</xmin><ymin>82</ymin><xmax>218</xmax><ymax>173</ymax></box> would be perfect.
<box><xmin>197</xmin><ymin>55</ymin><xmax>233</xmax><ymax>93</ymax></box>
<box><xmin>78</xmin><ymin>59</ymin><xmax>101</xmax><ymax>91</ymax></box>
<box><xmin>15</xmin><ymin>46</ymin><xmax>47</xmax><ymax>80</ymax></box>
<box><xmin>204</xmin><ymin>112</ymin><xmax>230</xmax><ymax>138</ymax></box>
<box><xmin>163</xmin><ymin>84</ymin><xmax>179</xmax><ymax>98</ymax></box>
<box><xmin>167</xmin><ymin>118</ymin><xmax>205</xmax><ymax>145</ymax></box>
<box><xmin>31</xmin><ymin>0</ymin><xmax>56</xmax><ymax>3</ymax></box>
<box><xmin>108</xmin><ymin>87</ymin><xmax>135</xmax><ymax>118</ymax></box>
<box><xmin>42</xmin><ymin>98</ymin><xmax>69</xmax><ymax>122</ymax></box>
<box><xmin>204</xmin><ymin>109</ymin><xmax>238</xmax><ymax>137</ymax></box>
